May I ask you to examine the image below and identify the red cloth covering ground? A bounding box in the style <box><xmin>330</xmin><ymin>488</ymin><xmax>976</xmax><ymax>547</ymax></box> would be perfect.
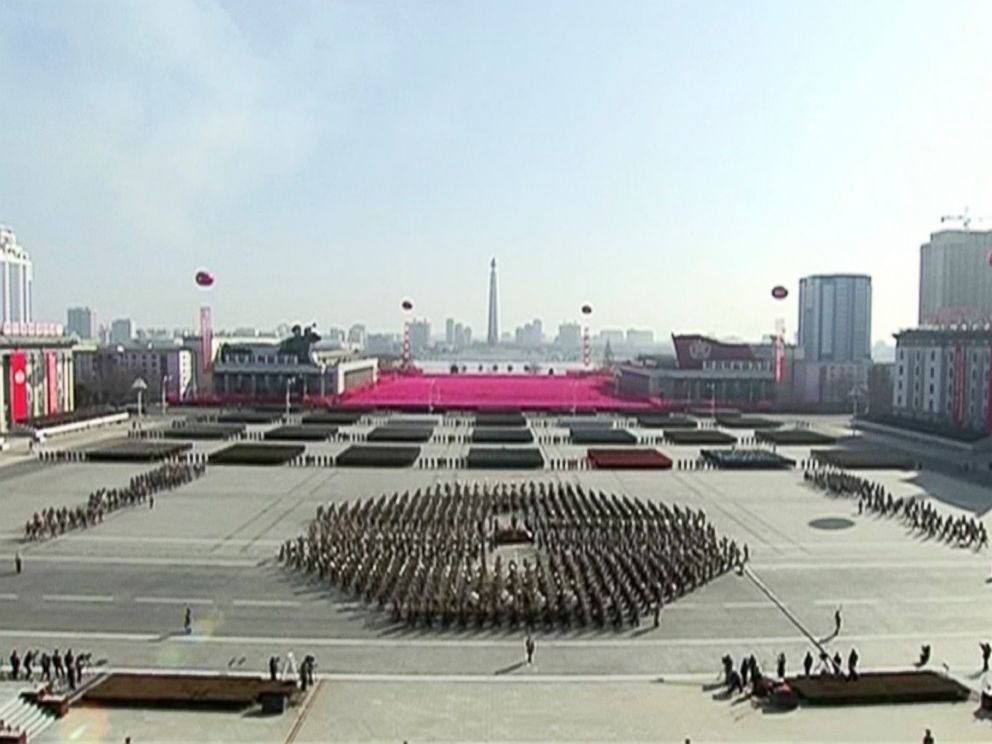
<box><xmin>587</xmin><ymin>448</ymin><xmax>673</xmax><ymax>470</ymax></box>
<box><xmin>337</xmin><ymin>373</ymin><xmax>667</xmax><ymax>412</ymax></box>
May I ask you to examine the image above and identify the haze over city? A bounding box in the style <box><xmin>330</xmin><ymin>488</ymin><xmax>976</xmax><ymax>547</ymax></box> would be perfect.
<box><xmin>2</xmin><ymin>0</ymin><xmax>992</xmax><ymax>339</ymax></box>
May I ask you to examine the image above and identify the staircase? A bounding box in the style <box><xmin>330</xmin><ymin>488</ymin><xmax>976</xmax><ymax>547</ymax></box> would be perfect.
<box><xmin>0</xmin><ymin>694</ymin><xmax>57</xmax><ymax>742</ymax></box>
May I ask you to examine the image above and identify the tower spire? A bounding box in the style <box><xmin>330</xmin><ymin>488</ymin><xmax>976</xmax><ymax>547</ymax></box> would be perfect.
<box><xmin>487</xmin><ymin>258</ymin><xmax>499</xmax><ymax>345</ymax></box>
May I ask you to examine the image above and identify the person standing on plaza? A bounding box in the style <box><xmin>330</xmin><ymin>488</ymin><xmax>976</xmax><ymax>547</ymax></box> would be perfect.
<box><xmin>803</xmin><ymin>651</ymin><xmax>813</xmax><ymax>677</ymax></box>
<box><xmin>184</xmin><ymin>606</ymin><xmax>192</xmax><ymax>635</ymax></box>
<box><xmin>833</xmin><ymin>606</ymin><xmax>842</xmax><ymax>636</ymax></box>
<box><xmin>525</xmin><ymin>633</ymin><xmax>535</xmax><ymax>665</ymax></box>
<box><xmin>14</xmin><ymin>552</ymin><xmax>22</xmax><ymax>574</ymax></box>
<box><xmin>981</xmin><ymin>642</ymin><xmax>991</xmax><ymax>673</ymax></box>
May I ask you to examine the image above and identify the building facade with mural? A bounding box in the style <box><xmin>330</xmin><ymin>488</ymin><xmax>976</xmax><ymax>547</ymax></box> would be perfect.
<box><xmin>0</xmin><ymin>323</ymin><xmax>75</xmax><ymax>434</ymax></box>
<box><xmin>616</xmin><ymin>334</ymin><xmax>796</xmax><ymax>408</ymax></box>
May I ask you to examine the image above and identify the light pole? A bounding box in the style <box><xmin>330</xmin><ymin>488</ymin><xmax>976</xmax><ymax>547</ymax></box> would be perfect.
<box><xmin>285</xmin><ymin>377</ymin><xmax>296</xmax><ymax>417</ymax></box>
<box><xmin>131</xmin><ymin>378</ymin><xmax>148</xmax><ymax>419</ymax></box>
<box><xmin>161</xmin><ymin>374</ymin><xmax>171</xmax><ymax>414</ymax></box>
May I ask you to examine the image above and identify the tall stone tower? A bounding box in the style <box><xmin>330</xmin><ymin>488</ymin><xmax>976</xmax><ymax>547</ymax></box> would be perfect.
<box><xmin>487</xmin><ymin>258</ymin><xmax>499</xmax><ymax>346</ymax></box>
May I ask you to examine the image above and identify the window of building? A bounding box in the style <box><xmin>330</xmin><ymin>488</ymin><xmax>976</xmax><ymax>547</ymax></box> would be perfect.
<box><xmin>929</xmin><ymin>383</ymin><xmax>934</xmax><ymax>394</ymax></box>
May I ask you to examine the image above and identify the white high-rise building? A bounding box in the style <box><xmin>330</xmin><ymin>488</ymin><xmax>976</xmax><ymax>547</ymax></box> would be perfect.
<box><xmin>67</xmin><ymin>307</ymin><xmax>95</xmax><ymax>339</ymax></box>
<box><xmin>919</xmin><ymin>228</ymin><xmax>992</xmax><ymax>325</ymax></box>
<box><xmin>798</xmin><ymin>274</ymin><xmax>872</xmax><ymax>362</ymax></box>
<box><xmin>0</xmin><ymin>225</ymin><xmax>33</xmax><ymax>326</ymax></box>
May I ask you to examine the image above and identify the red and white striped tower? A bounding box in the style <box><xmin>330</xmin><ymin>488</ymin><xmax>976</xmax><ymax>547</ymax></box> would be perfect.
<box><xmin>773</xmin><ymin>317</ymin><xmax>785</xmax><ymax>384</ymax></box>
<box><xmin>199</xmin><ymin>306</ymin><xmax>213</xmax><ymax>376</ymax></box>
<box><xmin>580</xmin><ymin>304</ymin><xmax>593</xmax><ymax>368</ymax></box>
<box><xmin>401</xmin><ymin>299</ymin><xmax>414</xmax><ymax>369</ymax></box>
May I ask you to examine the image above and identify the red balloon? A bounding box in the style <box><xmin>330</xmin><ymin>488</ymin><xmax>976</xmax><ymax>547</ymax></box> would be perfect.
<box><xmin>771</xmin><ymin>285</ymin><xmax>788</xmax><ymax>300</ymax></box>
<box><xmin>401</xmin><ymin>299</ymin><xmax>414</xmax><ymax>311</ymax></box>
<box><xmin>194</xmin><ymin>270</ymin><xmax>214</xmax><ymax>288</ymax></box>
<box><xmin>581</xmin><ymin>304</ymin><xmax>592</xmax><ymax>315</ymax></box>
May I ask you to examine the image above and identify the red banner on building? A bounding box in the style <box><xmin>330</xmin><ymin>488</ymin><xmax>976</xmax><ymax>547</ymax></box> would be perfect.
<box><xmin>773</xmin><ymin>336</ymin><xmax>785</xmax><ymax>383</ymax></box>
<box><xmin>45</xmin><ymin>351</ymin><xmax>59</xmax><ymax>416</ymax></box>
<box><xmin>953</xmin><ymin>345</ymin><xmax>965</xmax><ymax>426</ymax></box>
<box><xmin>8</xmin><ymin>351</ymin><xmax>28</xmax><ymax>422</ymax></box>
<box><xmin>200</xmin><ymin>305</ymin><xmax>213</xmax><ymax>374</ymax></box>
<box><xmin>987</xmin><ymin>346</ymin><xmax>992</xmax><ymax>432</ymax></box>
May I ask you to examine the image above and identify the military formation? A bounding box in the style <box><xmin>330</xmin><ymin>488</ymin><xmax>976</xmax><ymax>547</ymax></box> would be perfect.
<box><xmin>23</xmin><ymin>462</ymin><xmax>206</xmax><ymax>541</ymax></box>
<box><xmin>280</xmin><ymin>480</ymin><xmax>744</xmax><ymax>629</ymax></box>
<box><xmin>804</xmin><ymin>468</ymin><xmax>988</xmax><ymax>549</ymax></box>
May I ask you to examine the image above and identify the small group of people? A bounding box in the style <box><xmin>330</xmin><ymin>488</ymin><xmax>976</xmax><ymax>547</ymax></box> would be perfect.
<box><xmin>720</xmin><ymin>645</ymin><xmax>861</xmax><ymax>695</ymax></box>
<box><xmin>23</xmin><ymin>461</ymin><xmax>207</xmax><ymax>541</ymax></box>
<box><xmin>267</xmin><ymin>652</ymin><xmax>317</xmax><ymax>691</ymax></box>
<box><xmin>5</xmin><ymin>647</ymin><xmax>92</xmax><ymax>690</ymax></box>
<box><xmin>803</xmin><ymin>468</ymin><xmax>988</xmax><ymax>550</ymax></box>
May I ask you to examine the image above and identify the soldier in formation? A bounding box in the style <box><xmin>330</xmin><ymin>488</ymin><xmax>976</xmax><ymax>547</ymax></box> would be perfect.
<box><xmin>804</xmin><ymin>468</ymin><xmax>987</xmax><ymax>549</ymax></box>
<box><xmin>24</xmin><ymin>462</ymin><xmax>206</xmax><ymax>541</ymax></box>
<box><xmin>279</xmin><ymin>480</ymin><xmax>743</xmax><ymax>630</ymax></box>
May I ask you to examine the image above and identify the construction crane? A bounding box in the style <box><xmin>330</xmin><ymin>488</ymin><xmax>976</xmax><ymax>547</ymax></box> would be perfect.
<box><xmin>940</xmin><ymin>207</ymin><xmax>990</xmax><ymax>231</ymax></box>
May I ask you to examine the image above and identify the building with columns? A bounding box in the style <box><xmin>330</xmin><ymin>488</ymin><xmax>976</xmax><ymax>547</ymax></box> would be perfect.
<box><xmin>1</xmin><ymin>328</ymin><xmax>75</xmax><ymax>434</ymax></box>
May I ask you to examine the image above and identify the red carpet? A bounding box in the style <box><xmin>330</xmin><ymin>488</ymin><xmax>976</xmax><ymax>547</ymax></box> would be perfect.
<box><xmin>338</xmin><ymin>373</ymin><xmax>664</xmax><ymax>412</ymax></box>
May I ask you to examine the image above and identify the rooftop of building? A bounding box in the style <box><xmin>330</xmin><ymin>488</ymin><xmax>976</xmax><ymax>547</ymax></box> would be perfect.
<box><xmin>894</xmin><ymin>326</ymin><xmax>992</xmax><ymax>343</ymax></box>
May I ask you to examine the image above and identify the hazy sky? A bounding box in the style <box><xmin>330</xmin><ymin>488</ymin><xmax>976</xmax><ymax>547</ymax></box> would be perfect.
<box><xmin>2</xmin><ymin>0</ymin><xmax>991</xmax><ymax>342</ymax></box>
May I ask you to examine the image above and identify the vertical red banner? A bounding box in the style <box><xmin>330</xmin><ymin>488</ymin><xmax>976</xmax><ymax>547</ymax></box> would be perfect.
<box><xmin>773</xmin><ymin>337</ymin><xmax>785</xmax><ymax>383</ymax></box>
<box><xmin>986</xmin><ymin>346</ymin><xmax>992</xmax><ymax>432</ymax></box>
<box><xmin>45</xmin><ymin>351</ymin><xmax>58</xmax><ymax>416</ymax></box>
<box><xmin>200</xmin><ymin>306</ymin><xmax>213</xmax><ymax>374</ymax></box>
<box><xmin>8</xmin><ymin>351</ymin><xmax>28</xmax><ymax>422</ymax></box>
<box><xmin>953</xmin><ymin>345</ymin><xmax>965</xmax><ymax>426</ymax></box>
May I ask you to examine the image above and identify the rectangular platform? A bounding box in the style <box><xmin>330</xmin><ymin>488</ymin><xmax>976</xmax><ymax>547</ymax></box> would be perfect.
<box><xmin>466</xmin><ymin>447</ymin><xmax>544</xmax><ymax>469</ymax></box>
<box><xmin>336</xmin><ymin>445</ymin><xmax>421</xmax><ymax>468</ymax></box>
<box><xmin>471</xmin><ymin>428</ymin><xmax>534</xmax><ymax>444</ymax></box>
<box><xmin>755</xmin><ymin>429</ymin><xmax>837</xmax><ymax>445</ymax></box>
<box><xmin>569</xmin><ymin>428</ymin><xmax>637</xmax><ymax>445</ymax></box>
<box><xmin>665</xmin><ymin>429</ymin><xmax>738</xmax><ymax>445</ymax></box>
<box><xmin>787</xmin><ymin>671</ymin><xmax>969</xmax><ymax>706</ymax></box>
<box><xmin>208</xmin><ymin>443</ymin><xmax>305</xmax><ymax>465</ymax></box>
<box><xmin>263</xmin><ymin>425</ymin><xmax>338</xmax><ymax>441</ymax></box>
<box><xmin>812</xmin><ymin>449</ymin><xmax>916</xmax><ymax>470</ymax></box>
<box><xmin>81</xmin><ymin>439</ymin><xmax>193</xmax><ymax>462</ymax></box>
<box><xmin>587</xmin><ymin>448</ymin><xmax>673</xmax><ymax>470</ymax></box>
<box><xmin>162</xmin><ymin>423</ymin><xmax>246</xmax><ymax>440</ymax></box>
<box><xmin>367</xmin><ymin>425</ymin><xmax>434</xmax><ymax>443</ymax></box>
<box><xmin>83</xmin><ymin>672</ymin><xmax>299</xmax><ymax>709</ymax></box>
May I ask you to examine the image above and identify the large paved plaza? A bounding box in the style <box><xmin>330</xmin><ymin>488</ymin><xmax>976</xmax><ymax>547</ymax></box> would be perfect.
<box><xmin>1</xmin><ymin>414</ymin><xmax>991</xmax><ymax>741</ymax></box>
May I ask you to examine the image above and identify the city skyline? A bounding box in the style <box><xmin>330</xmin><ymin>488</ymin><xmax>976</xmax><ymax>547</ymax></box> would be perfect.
<box><xmin>3</xmin><ymin>2</ymin><xmax>992</xmax><ymax>341</ymax></box>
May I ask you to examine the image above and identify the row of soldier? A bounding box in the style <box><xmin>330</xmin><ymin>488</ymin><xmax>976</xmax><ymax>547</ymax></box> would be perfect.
<box><xmin>803</xmin><ymin>468</ymin><xmax>988</xmax><ymax>549</ymax></box>
<box><xmin>6</xmin><ymin>647</ymin><xmax>92</xmax><ymax>690</ymax></box>
<box><xmin>280</xmin><ymin>480</ymin><xmax>741</xmax><ymax>629</ymax></box>
<box><xmin>23</xmin><ymin>462</ymin><xmax>207</xmax><ymax>541</ymax></box>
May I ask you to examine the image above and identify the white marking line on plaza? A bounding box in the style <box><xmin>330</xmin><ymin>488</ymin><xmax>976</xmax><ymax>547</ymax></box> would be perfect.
<box><xmin>813</xmin><ymin>599</ymin><xmax>879</xmax><ymax>607</ymax></box>
<box><xmin>25</xmin><ymin>555</ymin><xmax>258</xmax><ymax>568</ymax></box>
<box><xmin>903</xmin><ymin>595</ymin><xmax>989</xmax><ymax>605</ymax></box>
<box><xmin>134</xmin><ymin>597</ymin><xmax>215</xmax><ymax>606</ymax></box>
<box><xmin>755</xmin><ymin>560</ymin><xmax>986</xmax><ymax>571</ymax></box>
<box><xmin>719</xmin><ymin>601</ymin><xmax>777</xmax><ymax>610</ymax></box>
<box><xmin>0</xmin><ymin>593</ymin><xmax>18</xmax><ymax>601</ymax></box>
<box><xmin>232</xmin><ymin>599</ymin><xmax>302</xmax><ymax>608</ymax></box>
<box><xmin>54</xmin><ymin>535</ymin><xmax>283</xmax><ymax>547</ymax></box>
<box><xmin>42</xmin><ymin>594</ymin><xmax>115</xmax><ymax>604</ymax></box>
